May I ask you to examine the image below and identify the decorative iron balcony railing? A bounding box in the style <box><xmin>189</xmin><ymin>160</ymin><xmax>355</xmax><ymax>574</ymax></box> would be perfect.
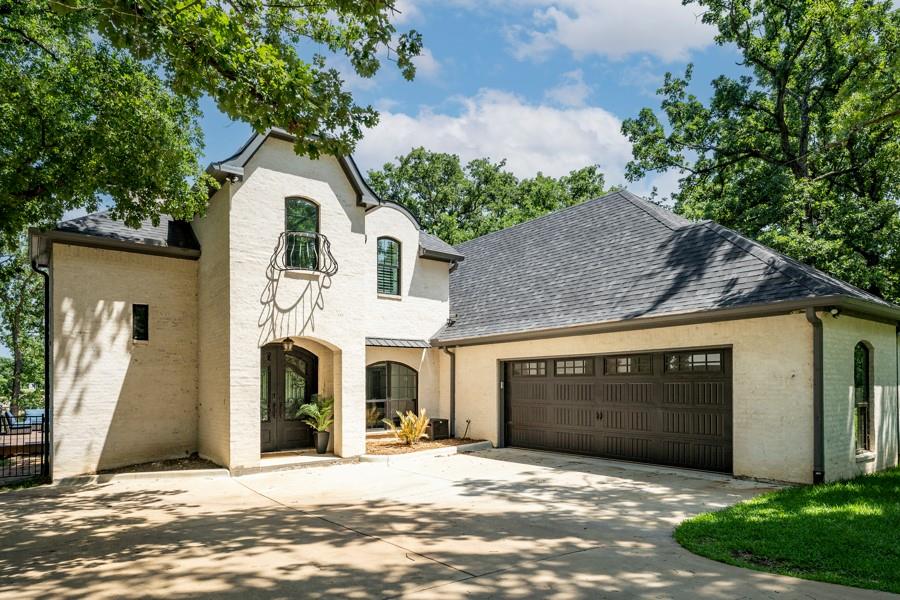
<box><xmin>271</xmin><ymin>231</ymin><xmax>339</xmax><ymax>276</ymax></box>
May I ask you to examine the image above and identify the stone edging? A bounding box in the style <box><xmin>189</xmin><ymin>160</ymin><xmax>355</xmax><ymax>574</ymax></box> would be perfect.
<box><xmin>359</xmin><ymin>440</ymin><xmax>493</xmax><ymax>464</ymax></box>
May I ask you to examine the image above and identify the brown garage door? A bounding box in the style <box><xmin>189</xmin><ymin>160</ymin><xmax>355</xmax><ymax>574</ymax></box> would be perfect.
<box><xmin>504</xmin><ymin>349</ymin><xmax>732</xmax><ymax>472</ymax></box>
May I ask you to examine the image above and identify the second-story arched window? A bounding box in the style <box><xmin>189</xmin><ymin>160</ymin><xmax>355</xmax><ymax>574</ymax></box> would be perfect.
<box><xmin>285</xmin><ymin>198</ymin><xmax>319</xmax><ymax>269</ymax></box>
<box><xmin>377</xmin><ymin>237</ymin><xmax>400</xmax><ymax>295</ymax></box>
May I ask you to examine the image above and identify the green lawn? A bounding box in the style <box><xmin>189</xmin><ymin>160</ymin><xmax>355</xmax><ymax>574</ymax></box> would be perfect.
<box><xmin>675</xmin><ymin>468</ymin><xmax>900</xmax><ymax>594</ymax></box>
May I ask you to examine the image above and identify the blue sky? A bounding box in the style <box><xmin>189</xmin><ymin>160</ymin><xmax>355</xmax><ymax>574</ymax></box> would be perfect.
<box><xmin>199</xmin><ymin>0</ymin><xmax>745</xmax><ymax>198</ymax></box>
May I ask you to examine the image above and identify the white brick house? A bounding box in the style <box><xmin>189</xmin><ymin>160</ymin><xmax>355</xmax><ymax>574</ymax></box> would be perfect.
<box><xmin>31</xmin><ymin>129</ymin><xmax>900</xmax><ymax>484</ymax></box>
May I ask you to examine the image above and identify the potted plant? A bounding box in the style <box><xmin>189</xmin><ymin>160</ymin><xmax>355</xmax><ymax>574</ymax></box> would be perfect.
<box><xmin>297</xmin><ymin>395</ymin><xmax>334</xmax><ymax>454</ymax></box>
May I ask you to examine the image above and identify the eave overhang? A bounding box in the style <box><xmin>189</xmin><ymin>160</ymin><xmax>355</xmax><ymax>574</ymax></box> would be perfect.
<box><xmin>432</xmin><ymin>295</ymin><xmax>900</xmax><ymax>347</ymax></box>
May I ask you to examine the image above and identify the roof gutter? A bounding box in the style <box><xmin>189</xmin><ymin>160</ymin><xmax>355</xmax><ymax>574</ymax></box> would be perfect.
<box><xmin>433</xmin><ymin>295</ymin><xmax>900</xmax><ymax>347</ymax></box>
<box><xmin>30</xmin><ymin>257</ymin><xmax>52</xmax><ymax>481</ymax></box>
<box><xmin>806</xmin><ymin>308</ymin><xmax>825</xmax><ymax>484</ymax></box>
<box><xmin>31</xmin><ymin>229</ymin><xmax>201</xmax><ymax>261</ymax></box>
<box><xmin>441</xmin><ymin>347</ymin><xmax>457</xmax><ymax>437</ymax></box>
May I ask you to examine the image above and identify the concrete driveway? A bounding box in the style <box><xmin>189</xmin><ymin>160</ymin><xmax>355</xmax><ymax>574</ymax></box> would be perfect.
<box><xmin>0</xmin><ymin>448</ymin><xmax>891</xmax><ymax>599</ymax></box>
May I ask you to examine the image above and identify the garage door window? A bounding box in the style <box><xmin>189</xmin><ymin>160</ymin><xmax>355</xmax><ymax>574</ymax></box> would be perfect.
<box><xmin>603</xmin><ymin>354</ymin><xmax>651</xmax><ymax>375</ymax></box>
<box><xmin>512</xmin><ymin>361</ymin><xmax>545</xmax><ymax>376</ymax></box>
<box><xmin>555</xmin><ymin>358</ymin><xmax>593</xmax><ymax>376</ymax></box>
<box><xmin>665</xmin><ymin>351</ymin><xmax>722</xmax><ymax>372</ymax></box>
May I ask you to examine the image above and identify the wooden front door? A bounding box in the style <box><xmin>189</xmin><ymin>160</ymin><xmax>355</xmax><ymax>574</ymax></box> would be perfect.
<box><xmin>261</xmin><ymin>344</ymin><xmax>317</xmax><ymax>452</ymax></box>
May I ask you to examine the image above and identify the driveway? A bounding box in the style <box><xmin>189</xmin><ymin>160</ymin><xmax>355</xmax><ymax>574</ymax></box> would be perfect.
<box><xmin>0</xmin><ymin>448</ymin><xmax>891</xmax><ymax>599</ymax></box>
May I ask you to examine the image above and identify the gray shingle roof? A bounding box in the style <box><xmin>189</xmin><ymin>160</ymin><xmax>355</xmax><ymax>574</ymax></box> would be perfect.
<box><xmin>419</xmin><ymin>230</ymin><xmax>464</xmax><ymax>261</ymax></box>
<box><xmin>365</xmin><ymin>337</ymin><xmax>431</xmax><ymax>348</ymax></box>
<box><xmin>437</xmin><ymin>190</ymin><xmax>896</xmax><ymax>343</ymax></box>
<box><xmin>56</xmin><ymin>211</ymin><xmax>200</xmax><ymax>251</ymax></box>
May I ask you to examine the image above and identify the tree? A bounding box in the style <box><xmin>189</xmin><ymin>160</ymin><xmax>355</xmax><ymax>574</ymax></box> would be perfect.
<box><xmin>0</xmin><ymin>0</ymin><xmax>422</xmax><ymax>248</ymax></box>
<box><xmin>622</xmin><ymin>0</ymin><xmax>900</xmax><ymax>301</ymax></box>
<box><xmin>368</xmin><ymin>147</ymin><xmax>610</xmax><ymax>244</ymax></box>
<box><xmin>0</xmin><ymin>239</ymin><xmax>44</xmax><ymax>409</ymax></box>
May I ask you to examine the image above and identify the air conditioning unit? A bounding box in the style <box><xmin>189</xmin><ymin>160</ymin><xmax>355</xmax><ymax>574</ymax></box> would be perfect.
<box><xmin>428</xmin><ymin>418</ymin><xmax>450</xmax><ymax>440</ymax></box>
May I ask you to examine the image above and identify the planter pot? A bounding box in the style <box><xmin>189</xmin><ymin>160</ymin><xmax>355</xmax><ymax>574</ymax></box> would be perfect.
<box><xmin>314</xmin><ymin>431</ymin><xmax>330</xmax><ymax>454</ymax></box>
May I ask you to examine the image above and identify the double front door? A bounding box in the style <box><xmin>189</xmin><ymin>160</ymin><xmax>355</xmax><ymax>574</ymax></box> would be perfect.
<box><xmin>261</xmin><ymin>344</ymin><xmax>318</xmax><ymax>452</ymax></box>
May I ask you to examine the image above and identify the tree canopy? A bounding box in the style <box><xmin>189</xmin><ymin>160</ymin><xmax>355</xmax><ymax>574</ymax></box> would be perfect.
<box><xmin>622</xmin><ymin>0</ymin><xmax>900</xmax><ymax>301</ymax></box>
<box><xmin>0</xmin><ymin>238</ymin><xmax>43</xmax><ymax>409</ymax></box>
<box><xmin>367</xmin><ymin>148</ymin><xmax>611</xmax><ymax>245</ymax></box>
<box><xmin>0</xmin><ymin>0</ymin><xmax>421</xmax><ymax>248</ymax></box>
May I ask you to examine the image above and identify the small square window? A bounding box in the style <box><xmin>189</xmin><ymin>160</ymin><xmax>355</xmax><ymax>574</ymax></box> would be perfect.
<box><xmin>665</xmin><ymin>351</ymin><xmax>722</xmax><ymax>372</ymax></box>
<box><xmin>555</xmin><ymin>358</ymin><xmax>593</xmax><ymax>376</ymax></box>
<box><xmin>603</xmin><ymin>354</ymin><xmax>651</xmax><ymax>375</ymax></box>
<box><xmin>132</xmin><ymin>304</ymin><xmax>149</xmax><ymax>341</ymax></box>
<box><xmin>512</xmin><ymin>361</ymin><xmax>546</xmax><ymax>376</ymax></box>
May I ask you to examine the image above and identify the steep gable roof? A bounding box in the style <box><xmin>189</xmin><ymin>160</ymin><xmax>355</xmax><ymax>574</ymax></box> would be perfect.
<box><xmin>437</xmin><ymin>190</ymin><xmax>898</xmax><ymax>343</ymax></box>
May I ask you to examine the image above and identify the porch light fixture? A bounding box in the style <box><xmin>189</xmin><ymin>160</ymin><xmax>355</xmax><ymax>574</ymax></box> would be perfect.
<box><xmin>282</xmin><ymin>337</ymin><xmax>294</xmax><ymax>352</ymax></box>
<box><xmin>829</xmin><ymin>307</ymin><xmax>841</xmax><ymax>318</ymax></box>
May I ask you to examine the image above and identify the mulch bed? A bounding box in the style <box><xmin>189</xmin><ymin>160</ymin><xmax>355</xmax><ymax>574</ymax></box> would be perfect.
<box><xmin>365</xmin><ymin>437</ymin><xmax>482</xmax><ymax>455</ymax></box>
<box><xmin>98</xmin><ymin>453</ymin><xmax>220</xmax><ymax>474</ymax></box>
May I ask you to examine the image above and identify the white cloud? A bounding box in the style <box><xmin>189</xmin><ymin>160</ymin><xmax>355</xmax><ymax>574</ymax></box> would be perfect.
<box><xmin>504</xmin><ymin>0</ymin><xmax>716</xmax><ymax>62</ymax></box>
<box><xmin>544</xmin><ymin>69</ymin><xmax>591</xmax><ymax>107</ymax></box>
<box><xmin>391</xmin><ymin>0</ymin><xmax>423</xmax><ymax>24</ymax></box>
<box><xmin>355</xmin><ymin>89</ymin><xmax>633</xmax><ymax>184</ymax></box>
<box><xmin>412</xmin><ymin>47</ymin><xmax>441</xmax><ymax>79</ymax></box>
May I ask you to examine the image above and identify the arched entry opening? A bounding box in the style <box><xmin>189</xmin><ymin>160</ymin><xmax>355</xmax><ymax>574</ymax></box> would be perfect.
<box><xmin>260</xmin><ymin>342</ymin><xmax>318</xmax><ymax>452</ymax></box>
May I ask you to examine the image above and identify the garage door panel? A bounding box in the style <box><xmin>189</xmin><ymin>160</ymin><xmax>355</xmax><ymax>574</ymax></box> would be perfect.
<box><xmin>506</xmin><ymin>349</ymin><xmax>733</xmax><ymax>473</ymax></box>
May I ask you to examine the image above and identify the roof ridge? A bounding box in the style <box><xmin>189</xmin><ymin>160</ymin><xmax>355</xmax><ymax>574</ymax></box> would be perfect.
<box><xmin>698</xmin><ymin>221</ymin><xmax>862</xmax><ymax>300</ymax></box>
<box><xmin>455</xmin><ymin>190</ymin><xmax>624</xmax><ymax>250</ymax></box>
<box><xmin>615</xmin><ymin>190</ymin><xmax>689</xmax><ymax>231</ymax></box>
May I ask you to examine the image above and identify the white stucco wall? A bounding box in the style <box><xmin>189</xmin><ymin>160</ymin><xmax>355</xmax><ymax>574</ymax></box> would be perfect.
<box><xmin>220</xmin><ymin>137</ymin><xmax>451</xmax><ymax>468</ymax></box>
<box><xmin>449</xmin><ymin>314</ymin><xmax>816</xmax><ymax>483</ymax></box>
<box><xmin>51</xmin><ymin>244</ymin><xmax>198</xmax><ymax>479</ymax></box>
<box><xmin>822</xmin><ymin>314</ymin><xmax>899</xmax><ymax>481</ymax></box>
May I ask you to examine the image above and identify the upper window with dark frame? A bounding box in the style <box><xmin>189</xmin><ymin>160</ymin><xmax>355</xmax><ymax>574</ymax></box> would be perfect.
<box><xmin>854</xmin><ymin>342</ymin><xmax>872</xmax><ymax>453</ymax></box>
<box><xmin>512</xmin><ymin>361</ymin><xmax>546</xmax><ymax>377</ymax></box>
<box><xmin>664</xmin><ymin>351</ymin><xmax>722</xmax><ymax>373</ymax></box>
<box><xmin>285</xmin><ymin>198</ymin><xmax>319</xmax><ymax>270</ymax></box>
<box><xmin>132</xmin><ymin>304</ymin><xmax>149</xmax><ymax>341</ymax></box>
<box><xmin>377</xmin><ymin>237</ymin><xmax>401</xmax><ymax>295</ymax></box>
<box><xmin>555</xmin><ymin>358</ymin><xmax>593</xmax><ymax>376</ymax></box>
<box><xmin>603</xmin><ymin>354</ymin><xmax>652</xmax><ymax>375</ymax></box>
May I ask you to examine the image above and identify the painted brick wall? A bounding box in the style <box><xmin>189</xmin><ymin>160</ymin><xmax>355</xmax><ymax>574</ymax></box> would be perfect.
<box><xmin>364</xmin><ymin>347</ymin><xmax>443</xmax><ymax>421</ymax></box>
<box><xmin>51</xmin><ymin>244</ymin><xmax>198</xmax><ymax>479</ymax></box>
<box><xmin>822</xmin><ymin>314</ymin><xmax>899</xmax><ymax>481</ymax></box>
<box><xmin>192</xmin><ymin>185</ymin><xmax>231</xmax><ymax>467</ymax></box>
<box><xmin>222</xmin><ymin>138</ymin><xmax>450</xmax><ymax>467</ymax></box>
<box><xmin>452</xmin><ymin>314</ymin><xmax>816</xmax><ymax>483</ymax></box>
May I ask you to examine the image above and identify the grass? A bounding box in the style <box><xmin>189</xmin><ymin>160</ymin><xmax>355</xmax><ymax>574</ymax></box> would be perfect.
<box><xmin>675</xmin><ymin>468</ymin><xmax>900</xmax><ymax>593</ymax></box>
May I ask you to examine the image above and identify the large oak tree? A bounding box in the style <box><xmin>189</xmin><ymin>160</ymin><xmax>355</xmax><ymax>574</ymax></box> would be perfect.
<box><xmin>623</xmin><ymin>0</ymin><xmax>899</xmax><ymax>301</ymax></box>
<box><xmin>368</xmin><ymin>147</ymin><xmax>610</xmax><ymax>245</ymax></box>
<box><xmin>0</xmin><ymin>0</ymin><xmax>421</xmax><ymax>247</ymax></box>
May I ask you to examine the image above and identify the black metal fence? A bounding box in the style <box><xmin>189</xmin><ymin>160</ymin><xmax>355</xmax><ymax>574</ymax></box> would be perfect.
<box><xmin>1</xmin><ymin>413</ymin><xmax>48</xmax><ymax>483</ymax></box>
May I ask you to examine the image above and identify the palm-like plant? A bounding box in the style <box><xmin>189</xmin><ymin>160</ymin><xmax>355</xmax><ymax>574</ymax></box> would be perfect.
<box><xmin>296</xmin><ymin>395</ymin><xmax>334</xmax><ymax>432</ymax></box>
<box><xmin>384</xmin><ymin>409</ymin><xmax>430</xmax><ymax>445</ymax></box>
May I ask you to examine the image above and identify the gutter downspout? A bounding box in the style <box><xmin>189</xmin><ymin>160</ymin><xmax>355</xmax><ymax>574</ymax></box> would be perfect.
<box><xmin>31</xmin><ymin>259</ymin><xmax>51</xmax><ymax>481</ymax></box>
<box><xmin>896</xmin><ymin>324</ymin><xmax>899</xmax><ymax>468</ymax></box>
<box><xmin>806</xmin><ymin>308</ymin><xmax>825</xmax><ymax>484</ymax></box>
<box><xmin>442</xmin><ymin>347</ymin><xmax>456</xmax><ymax>437</ymax></box>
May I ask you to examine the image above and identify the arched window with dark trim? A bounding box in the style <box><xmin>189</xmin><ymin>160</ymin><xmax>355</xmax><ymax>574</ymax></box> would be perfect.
<box><xmin>854</xmin><ymin>342</ymin><xmax>872</xmax><ymax>453</ymax></box>
<box><xmin>377</xmin><ymin>237</ymin><xmax>401</xmax><ymax>295</ymax></box>
<box><xmin>285</xmin><ymin>197</ymin><xmax>319</xmax><ymax>269</ymax></box>
<box><xmin>365</xmin><ymin>361</ymin><xmax>417</xmax><ymax>429</ymax></box>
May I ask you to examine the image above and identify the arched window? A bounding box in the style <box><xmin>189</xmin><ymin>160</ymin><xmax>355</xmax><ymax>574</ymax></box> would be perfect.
<box><xmin>853</xmin><ymin>342</ymin><xmax>872</xmax><ymax>453</ymax></box>
<box><xmin>377</xmin><ymin>237</ymin><xmax>400</xmax><ymax>295</ymax></box>
<box><xmin>365</xmin><ymin>361</ymin><xmax>417</xmax><ymax>429</ymax></box>
<box><xmin>285</xmin><ymin>198</ymin><xmax>319</xmax><ymax>269</ymax></box>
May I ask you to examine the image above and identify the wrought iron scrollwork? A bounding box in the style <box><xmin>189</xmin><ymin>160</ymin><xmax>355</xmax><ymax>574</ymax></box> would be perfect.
<box><xmin>270</xmin><ymin>231</ymin><xmax>338</xmax><ymax>276</ymax></box>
